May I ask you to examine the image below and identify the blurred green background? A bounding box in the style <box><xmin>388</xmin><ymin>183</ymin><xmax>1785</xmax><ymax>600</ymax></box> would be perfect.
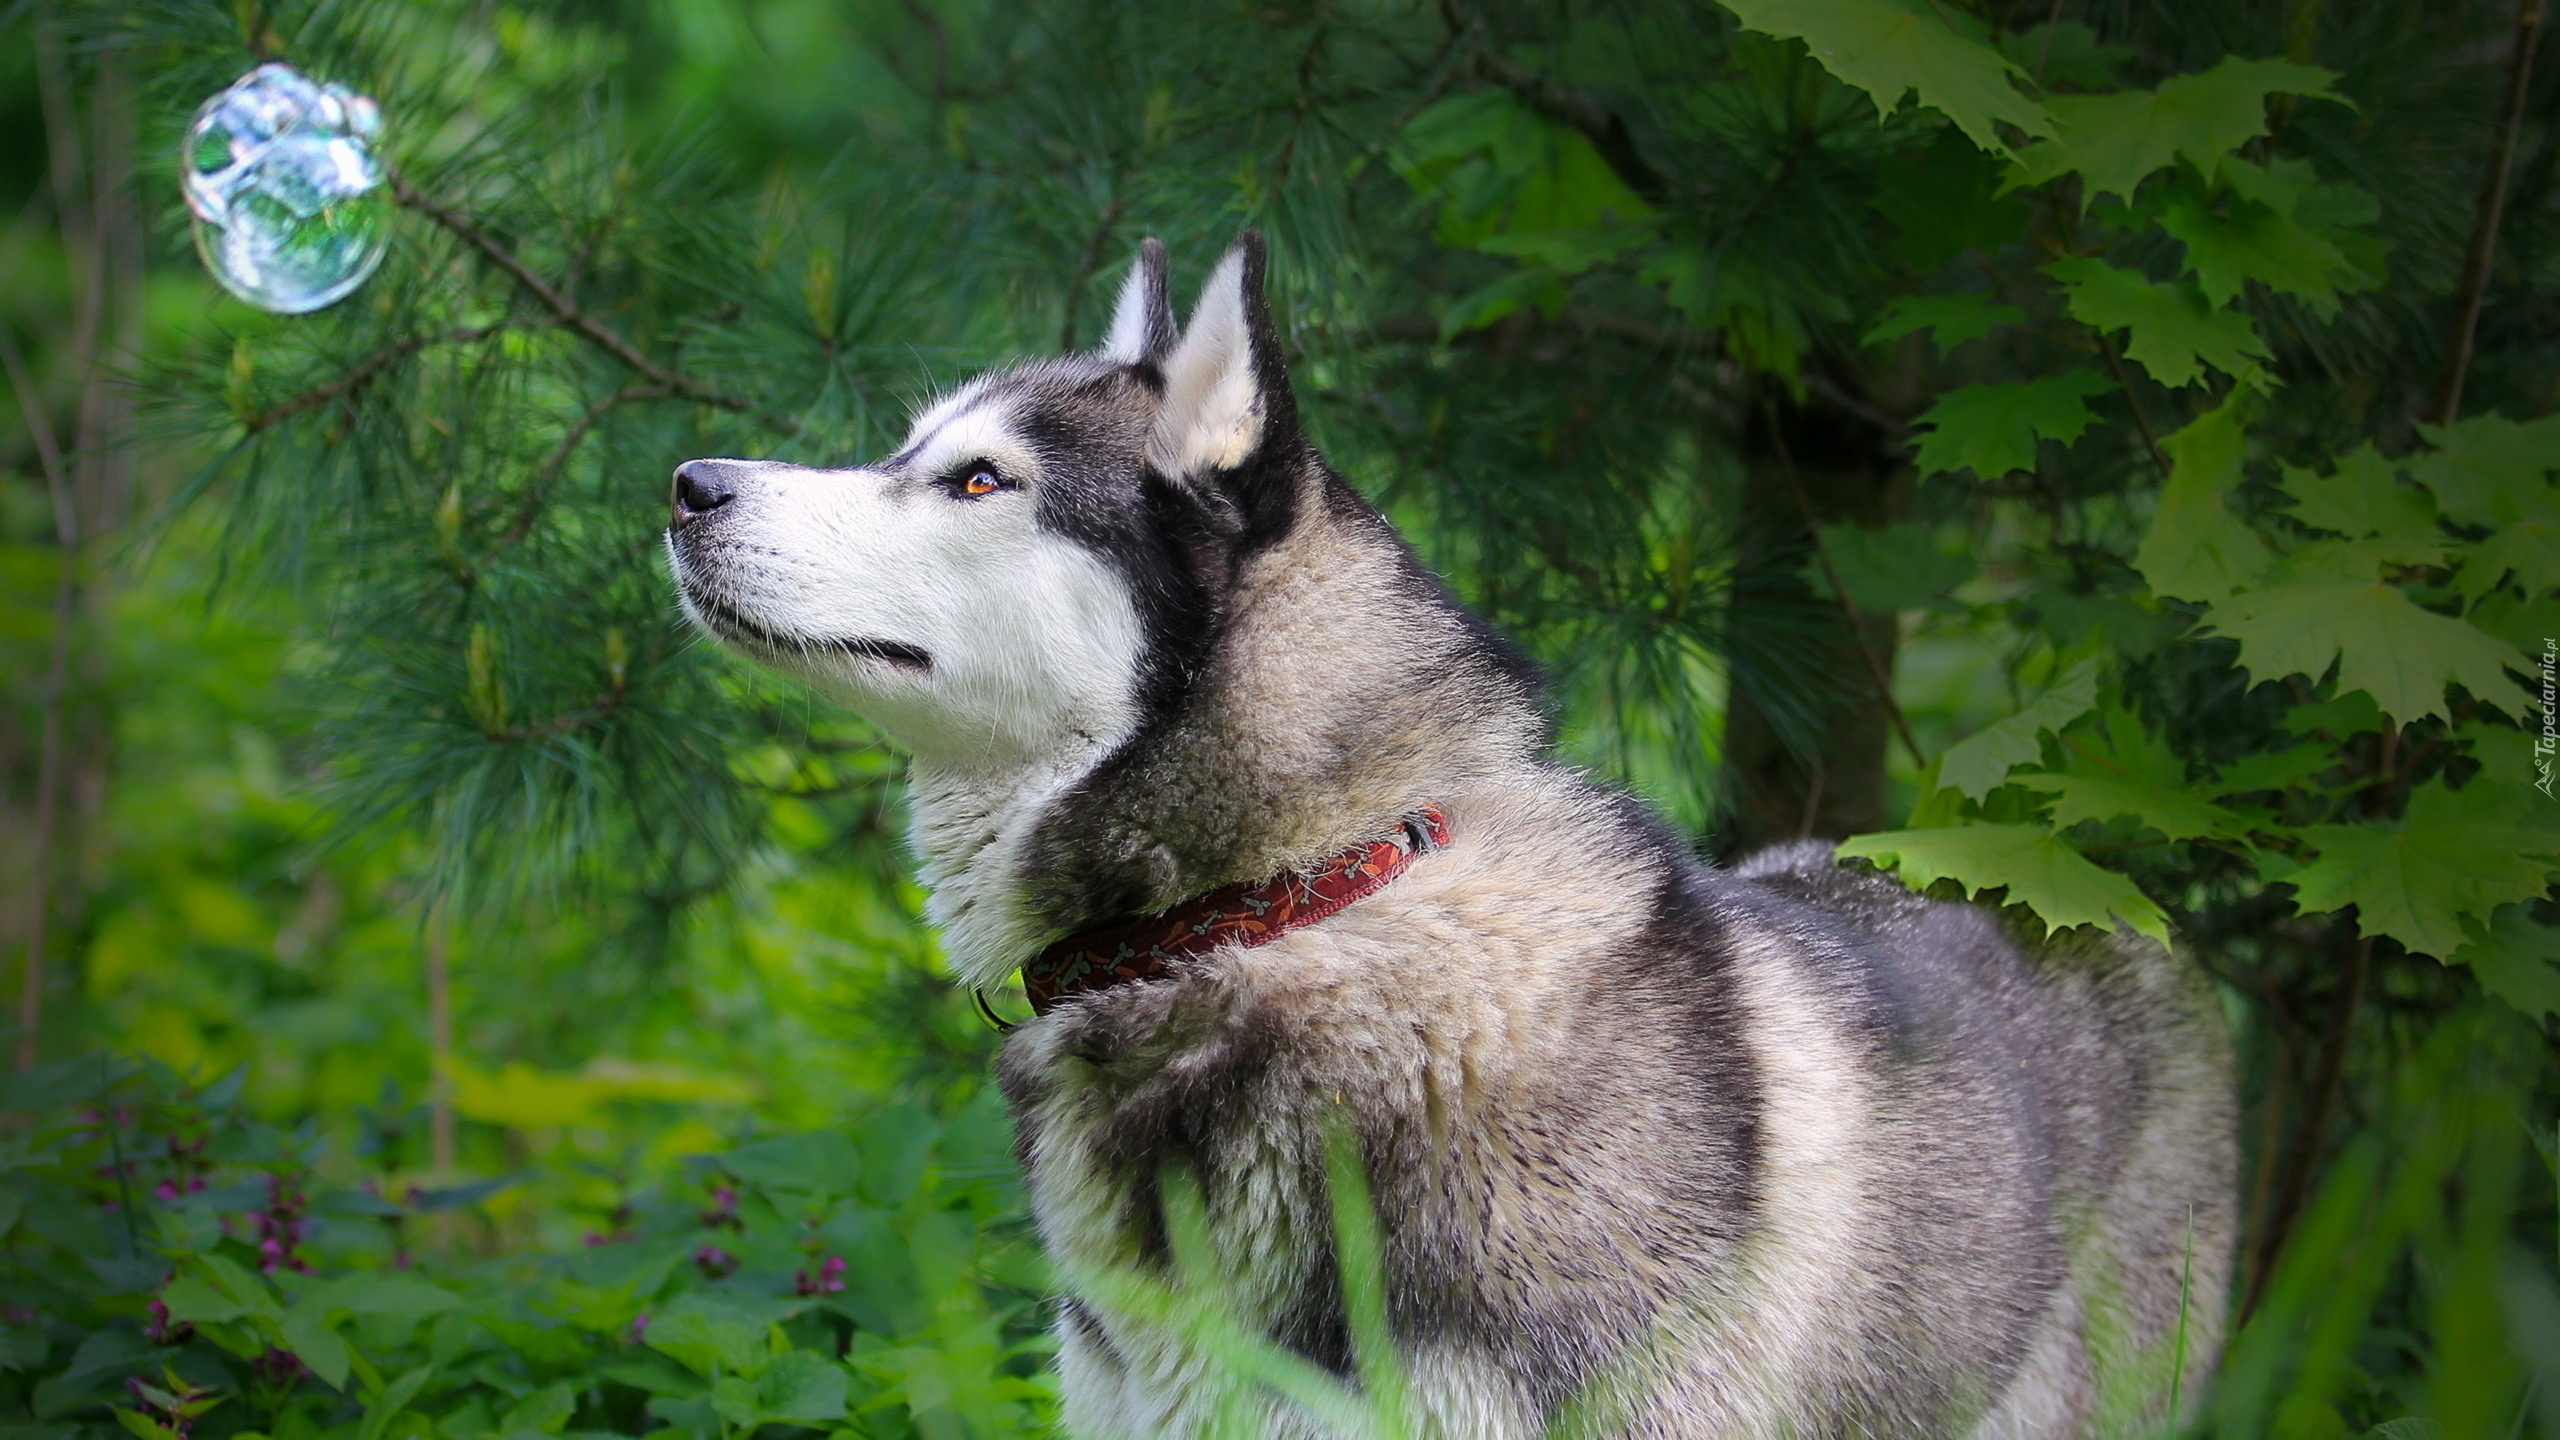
<box><xmin>2</xmin><ymin>1</ymin><xmax>2556</xmax><ymax>1436</ymax></box>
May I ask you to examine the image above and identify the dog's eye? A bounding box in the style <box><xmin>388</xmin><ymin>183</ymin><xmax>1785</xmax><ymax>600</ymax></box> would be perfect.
<box><xmin>963</xmin><ymin>469</ymin><xmax>1001</xmax><ymax>496</ymax></box>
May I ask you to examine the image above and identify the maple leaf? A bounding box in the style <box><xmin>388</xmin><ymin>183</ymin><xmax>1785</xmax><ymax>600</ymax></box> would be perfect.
<box><xmin>1718</xmin><ymin>0</ymin><xmax>2056</xmax><ymax>155</ymax></box>
<box><xmin>2047</xmin><ymin>257</ymin><xmax>2270</xmax><ymax>388</ymax></box>
<box><xmin>2016</xmin><ymin>771</ymin><xmax>2244</xmax><ymax>840</ymax></box>
<box><xmin>1908</xmin><ymin>370</ymin><xmax>2112</xmax><ymax>479</ymax></box>
<box><xmin>2277</xmin><ymin>446</ymin><xmax>2439</xmax><ymax>547</ymax></box>
<box><xmin>2450</xmin><ymin>904</ymin><xmax>2560</xmax><ymax>1021</ymax></box>
<box><xmin>2200</xmin><ymin>579</ymin><xmax>2529</xmax><ymax>724</ymax></box>
<box><xmin>2013</xmin><ymin>706</ymin><xmax>2246</xmax><ymax>840</ymax></box>
<box><xmin>1835</xmin><ymin>822</ymin><xmax>2171</xmax><ymax>944</ymax></box>
<box><xmin>2134</xmin><ymin>400</ymin><xmax>2270</xmax><ymax>601</ymax></box>
<box><xmin>2407</xmin><ymin>412</ymin><xmax>2560</xmax><ymax>527</ymax></box>
<box><xmin>2009</xmin><ymin>55</ymin><xmax>2345</xmax><ymax>204</ymax></box>
<box><xmin>2289</xmin><ymin>780</ymin><xmax>2560</xmax><ymax>958</ymax></box>
<box><xmin>1935</xmin><ymin>659</ymin><xmax>2101</xmax><ymax>800</ymax></box>
<box><xmin>1863</xmin><ymin>293</ymin><xmax>2025</xmax><ymax>351</ymax></box>
<box><xmin>2455</xmin><ymin>492</ymin><xmax>2560</xmax><ymax>601</ymax></box>
<box><xmin>2160</xmin><ymin>187</ymin><xmax>2352</xmax><ymax>312</ymax></box>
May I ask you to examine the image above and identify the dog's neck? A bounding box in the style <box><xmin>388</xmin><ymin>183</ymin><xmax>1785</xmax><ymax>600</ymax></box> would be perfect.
<box><xmin>911</xmin><ymin>475</ymin><xmax>1545</xmax><ymax>991</ymax></box>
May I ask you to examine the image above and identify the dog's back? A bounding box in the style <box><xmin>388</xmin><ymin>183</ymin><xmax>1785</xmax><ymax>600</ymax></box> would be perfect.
<box><xmin>1002</xmin><ymin>780</ymin><xmax>2235</xmax><ymax>1440</ymax></box>
<box><xmin>1724</xmin><ymin>841</ymin><xmax>2236</xmax><ymax>1438</ymax></box>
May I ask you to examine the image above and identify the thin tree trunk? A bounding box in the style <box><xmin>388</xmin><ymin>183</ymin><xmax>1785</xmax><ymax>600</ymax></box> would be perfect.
<box><xmin>2244</xmin><ymin>930</ymin><xmax>2370</xmax><ymax>1315</ymax></box>
<box><xmin>1</xmin><ymin>327</ymin><xmax>75</xmax><ymax>1073</ymax></box>
<box><xmin>1720</xmin><ymin>395</ymin><xmax>1909</xmax><ymax>853</ymax></box>
<box><xmin>2432</xmin><ymin>0</ymin><xmax>2544</xmax><ymax>424</ymax></box>
<box><xmin>426</xmin><ymin>902</ymin><xmax>456</xmax><ymax>1177</ymax></box>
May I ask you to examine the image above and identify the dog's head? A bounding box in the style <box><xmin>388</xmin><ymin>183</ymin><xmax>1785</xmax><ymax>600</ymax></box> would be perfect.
<box><xmin>664</xmin><ymin>234</ymin><xmax>1305</xmax><ymax>771</ymax></box>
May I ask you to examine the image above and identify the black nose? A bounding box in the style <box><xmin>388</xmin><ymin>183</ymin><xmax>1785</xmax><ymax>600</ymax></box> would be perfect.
<box><xmin>670</xmin><ymin>460</ymin><xmax>736</xmax><ymax>530</ymax></box>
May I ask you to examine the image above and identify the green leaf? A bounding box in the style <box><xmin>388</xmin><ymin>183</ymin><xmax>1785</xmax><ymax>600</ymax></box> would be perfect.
<box><xmin>357</xmin><ymin>1366</ymin><xmax>435</xmax><ymax>1440</ymax></box>
<box><xmin>2277</xmin><ymin>537</ymin><xmax>2451</xmax><ymax>583</ymax></box>
<box><xmin>2016</xmin><ymin>769</ymin><xmax>2242</xmax><ymax>839</ymax></box>
<box><xmin>2208</xmin><ymin>738</ymin><xmax>2338</xmax><ymax>797</ymax></box>
<box><xmin>754</xmin><ymin>1352</ymin><xmax>850</xmax><ymax>1424</ymax></box>
<box><xmin>1811</xmin><ymin>523</ymin><xmax>1977</xmax><ymax>612</ymax></box>
<box><xmin>709</xmin><ymin>1375</ymin><xmax>761</xmax><ymax>1430</ymax></box>
<box><xmin>295</xmin><ymin>1276</ymin><xmax>463</xmax><ymax>1323</ymax></box>
<box><xmin>2468</xmin><ymin>591</ymin><xmax>2560</xmax><ymax>653</ymax></box>
<box><xmin>721</xmin><ymin>1131</ymin><xmax>863</xmax><ymax>1198</ymax></box>
<box><xmin>2160</xmin><ymin>186</ymin><xmax>2352</xmax><ymax>312</ymax></box>
<box><xmin>2407</xmin><ymin>412</ymin><xmax>2560</xmax><ymax>526</ymax></box>
<box><xmin>2047</xmin><ymin>257</ymin><xmax>2270</xmax><ymax>388</ymax></box>
<box><xmin>647</xmin><ymin>1298</ymin><xmax>771</xmax><ymax>1381</ymax></box>
<box><xmin>2457</xmin><ymin>492</ymin><xmax>2560</xmax><ymax>600</ymax></box>
<box><xmin>2289</xmin><ymin>781</ymin><xmax>2560</xmax><ymax>957</ymax></box>
<box><xmin>114</xmin><ymin>1410</ymin><xmax>178</xmax><ymax>1440</ymax></box>
<box><xmin>2449</xmin><ymin>904</ymin><xmax>2560</xmax><ymax>1020</ymax></box>
<box><xmin>498</xmin><ymin>1381</ymin><xmax>575</xmax><ymax>1435</ymax></box>
<box><xmin>278</xmin><ymin>1306</ymin><xmax>352</xmax><ymax>1392</ymax></box>
<box><xmin>1935</xmin><ymin>659</ymin><xmax>2102</xmax><ymax>800</ymax></box>
<box><xmin>2200</xmin><ymin>579</ymin><xmax>2529</xmax><ymax>724</ymax></box>
<box><xmin>2015</xmin><ymin>709</ymin><xmax>2246</xmax><ymax>840</ymax></box>
<box><xmin>2278</xmin><ymin>446</ymin><xmax>2438</xmax><ymax>548</ymax></box>
<box><xmin>159</xmin><ymin>1277</ymin><xmax>254</xmax><ymax>1328</ymax></box>
<box><xmin>1863</xmin><ymin>293</ymin><xmax>2024</xmax><ymax>350</ymax></box>
<box><xmin>1835</xmin><ymin>823</ymin><xmax>2171</xmax><ymax>944</ymax></box>
<box><xmin>1909</xmin><ymin>371</ymin><xmax>2112</xmax><ymax>479</ymax></box>
<box><xmin>1717</xmin><ymin>0</ymin><xmax>2055</xmax><ymax>154</ymax></box>
<box><xmin>2009</xmin><ymin>55</ymin><xmax>2345</xmax><ymax>203</ymax></box>
<box><xmin>2134</xmin><ymin>400</ymin><xmax>2270</xmax><ymax>601</ymax></box>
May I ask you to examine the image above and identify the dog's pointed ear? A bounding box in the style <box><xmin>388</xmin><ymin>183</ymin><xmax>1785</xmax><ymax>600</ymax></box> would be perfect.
<box><xmin>1149</xmin><ymin>231</ymin><xmax>1300</xmax><ymax>487</ymax></box>
<box><xmin>1096</xmin><ymin>238</ymin><xmax>1175</xmax><ymax>368</ymax></box>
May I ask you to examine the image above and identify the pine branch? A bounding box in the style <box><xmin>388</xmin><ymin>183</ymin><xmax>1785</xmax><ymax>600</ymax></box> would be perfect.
<box><xmin>2430</xmin><ymin>0</ymin><xmax>2544</xmax><ymax>425</ymax></box>
<box><xmin>390</xmin><ymin>176</ymin><xmax>794</xmax><ymax>431</ymax></box>
<box><xmin>497</xmin><ymin>381</ymin><xmax>674</xmax><ymax>547</ymax></box>
<box><xmin>244</xmin><ymin>322</ymin><xmax>520</xmax><ymax>434</ymax></box>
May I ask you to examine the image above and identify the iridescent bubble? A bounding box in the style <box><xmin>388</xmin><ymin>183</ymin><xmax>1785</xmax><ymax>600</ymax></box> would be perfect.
<box><xmin>182</xmin><ymin>63</ymin><xmax>388</xmax><ymax>315</ymax></box>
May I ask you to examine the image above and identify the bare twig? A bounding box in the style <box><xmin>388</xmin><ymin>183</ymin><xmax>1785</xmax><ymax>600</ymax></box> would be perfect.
<box><xmin>0</xmin><ymin>323</ymin><xmax>74</xmax><ymax>1072</ymax></box>
<box><xmin>2430</xmin><ymin>0</ymin><xmax>2544</xmax><ymax>425</ymax></box>
<box><xmin>1058</xmin><ymin>192</ymin><xmax>1129</xmax><ymax>353</ymax></box>
<box><xmin>1763</xmin><ymin>401</ymin><xmax>1926</xmax><ymax>766</ymax></box>
<box><xmin>2095</xmin><ymin>333</ymin><xmax>2171</xmax><ymax>480</ymax></box>
<box><xmin>2032</xmin><ymin>0</ymin><xmax>2068</xmax><ymax>85</ymax></box>
<box><xmin>1452</xmin><ymin>5</ymin><xmax>1668</xmax><ymax>207</ymax></box>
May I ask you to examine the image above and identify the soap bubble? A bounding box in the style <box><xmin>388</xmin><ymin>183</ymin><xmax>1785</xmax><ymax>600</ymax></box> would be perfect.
<box><xmin>182</xmin><ymin>63</ymin><xmax>388</xmax><ymax>314</ymax></box>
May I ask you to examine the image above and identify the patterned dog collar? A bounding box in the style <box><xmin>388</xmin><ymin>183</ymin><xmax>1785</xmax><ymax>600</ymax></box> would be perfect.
<box><xmin>1019</xmin><ymin>805</ymin><xmax>1450</xmax><ymax>1015</ymax></box>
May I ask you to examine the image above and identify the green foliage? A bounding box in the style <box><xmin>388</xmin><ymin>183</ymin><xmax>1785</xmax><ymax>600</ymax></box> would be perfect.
<box><xmin>5</xmin><ymin>0</ymin><xmax>2556</xmax><ymax>1435</ymax></box>
<box><xmin>1718</xmin><ymin>0</ymin><xmax>2055</xmax><ymax>155</ymax></box>
<box><xmin>2011</xmin><ymin>55</ymin><xmax>2345</xmax><ymax>204</ymax></box>
<box><xmin>0</xmin><ymin>1059</ymin><xmax>1049</xmax><ymax>1440</ymax></box>
<box><xmin>1908</xmin><ymin>371</ymin><xmax>2112</xmax><ymax>480</ymax></box>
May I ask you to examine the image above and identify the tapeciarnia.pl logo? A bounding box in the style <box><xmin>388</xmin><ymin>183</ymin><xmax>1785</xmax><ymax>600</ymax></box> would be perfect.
<box><xmin>2538</xmin><ymin>636</ymin><xmax>2556</xmax><ymax>799</ymax></box>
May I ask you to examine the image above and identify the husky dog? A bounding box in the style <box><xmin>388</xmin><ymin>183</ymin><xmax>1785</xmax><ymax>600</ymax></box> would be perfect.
<box><xmin>663</xmin><ymin>234</ymin><xmax>2236</xmax><ymax>1438</ymax></box>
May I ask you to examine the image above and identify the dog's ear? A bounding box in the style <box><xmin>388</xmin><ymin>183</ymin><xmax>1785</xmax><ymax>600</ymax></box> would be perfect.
<box><xmin>1096</xmin><ymin>238</ymin><xmax>1175</xmax><ymax>368</ymax></box>
<box><xmin>1149</xmin><ymin>231</ymin><xmax>1301</xmax><ymax>491</ymax></box>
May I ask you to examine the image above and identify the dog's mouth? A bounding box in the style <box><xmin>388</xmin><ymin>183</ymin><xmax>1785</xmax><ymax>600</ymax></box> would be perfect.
<box><xmin>683</xmin><ymin>585</ymin><xmax>933</xmax><ymax>674</ymax></box>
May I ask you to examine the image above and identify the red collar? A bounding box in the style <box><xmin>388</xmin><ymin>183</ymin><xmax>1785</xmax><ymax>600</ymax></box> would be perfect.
<box><xmin>1019</xmin><ymin>806</ymin><xmax>1450</xmax><ymax>1015</ymax></box>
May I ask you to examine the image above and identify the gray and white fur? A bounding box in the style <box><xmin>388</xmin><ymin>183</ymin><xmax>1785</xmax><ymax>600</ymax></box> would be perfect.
<box><xmin>663</xmin><ymin>233</ymin><xmax>2237</xmax><ymax>1438</ymax></box>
